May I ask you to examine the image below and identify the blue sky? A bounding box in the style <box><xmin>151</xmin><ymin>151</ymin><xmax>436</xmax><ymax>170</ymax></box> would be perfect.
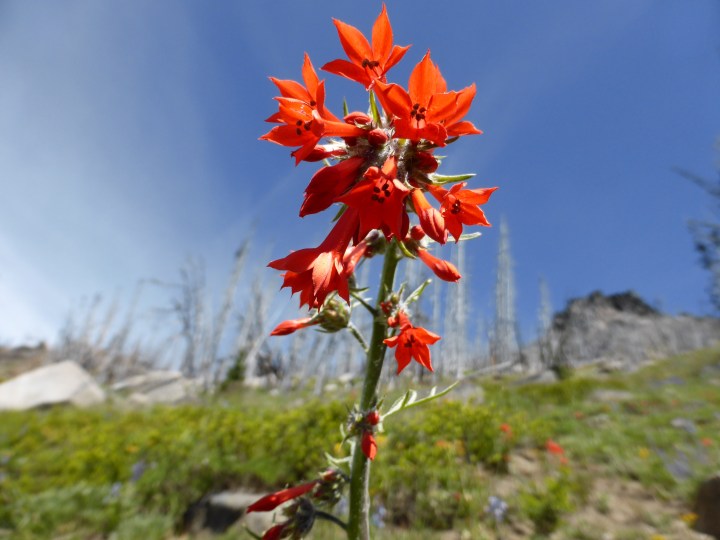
<box><xmin>1</xmin><ymin>1</ymin><xmax>719</xmax><ymax>346</ymax></box>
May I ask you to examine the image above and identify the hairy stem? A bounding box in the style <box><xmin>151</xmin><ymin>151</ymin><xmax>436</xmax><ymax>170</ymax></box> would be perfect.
<box><xmin>347</xmin><ymin>242</ymin><xmax>399</xmax><ymax>540</ymax></box>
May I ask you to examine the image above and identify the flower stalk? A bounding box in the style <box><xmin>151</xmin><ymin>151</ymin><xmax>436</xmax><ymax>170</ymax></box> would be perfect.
<box><xmin>347</xmin><ymin>241</ymin><xmax>399</xmax><ymax>540</ymax></box>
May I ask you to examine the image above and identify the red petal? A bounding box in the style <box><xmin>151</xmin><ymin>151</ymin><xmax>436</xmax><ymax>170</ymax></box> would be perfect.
<box><xmin>458</xmin><ymin>186</ymin><xmax>498</xmax><ymax>205</ymax></box>
<box><xmin>408</xmin><ymin>52</ymin><xmax>436</xmax><ymax>106</ymax></box>
<box><xmin>446</xmin><ymin>84</ymin><xmax>476</xmax><ymax>125</ymax></box>
<box><xmin>413</xmin><ymin>342</ymin><xmax>434</xmax><ymax>371</ymax></box>
<box><xmin>332</xmin><ymin>18</ymin><xmax>372</xmax><ymax>66</ymax></box>
<box><xmin>260</xmin><ymin>125</ymin><xmax>311</xmax><ymax>148</ymax></box>
<box><xmin>394</xmin><ymin>342</ymin><xmax>412</xmax><ymax>374</ymax></box>
<box><xmin>384</xmin><ymin>45</ymin><xmax>410</xmax><ymax>73</ymax></box>
<box><xmin>322</xmin><ymin>58</ymin><xmax>370</xmax><ymax>87</ymax></box>
<box><xmin>412</xmin><ymin>326</ymin><xmax>441</xmax><ymax>345</ymax></box>
<box><xmin>372</xmin><ymin>4</ymin><xmax>392</xmax><ymax>63</ymax></box>
<box><xmin>269</xmin><ymin>77</ymin><xmax>311</xmax><ymax>101</ymax></box>
<box><xmin>262</xmin><ymin>524</ymin><xmax>286</xmax><ymax>540</ymax></box>
<box><xmin>301</xmin><ymin>53</ymin><xmax>319</xmax><ymax>97</ymax></box>
<box><xmin>247</xmin><ymin>481</ymin><xmax>317</xmax><ymax>513</ymax></box>
<box><xmin>374</xmin><ymin>82</ymin><xmax>412</xmax><ymax>119</ymax></box>
<box><xmin>427</xmin><ymin>92</ymin><xmax>458</xmax><ymax>123</ymax></box>
<box><xmin>446</xmin><ymin>120</ymin><xmax>482</xmax><ymax>137</ymax></box>
<box><xmin>461</xmin><ymin>205</ymin><xmax>491</xmax><ymax>227</ymax></box>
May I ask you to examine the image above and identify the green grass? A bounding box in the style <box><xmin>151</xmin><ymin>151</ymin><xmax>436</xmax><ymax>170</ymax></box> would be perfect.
<box><xmin>0</xmin><ymin>347</ymin><xmax>718</xmax><ymax>539</ymax></box>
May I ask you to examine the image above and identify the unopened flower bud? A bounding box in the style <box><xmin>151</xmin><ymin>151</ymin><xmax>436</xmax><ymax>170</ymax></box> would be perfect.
<box><xmin>414</xmin><ymin>151</ymin><xmax>439</xmax><ymax>173</ymax></box>
<box><xmin>410</xmin><ymin>225</ymin><xmax>426</xmax><ymax>241</ymax></box>
<box><xmin>366</xmin><ymin>410</ymin><xmax>380</xmax><ymax>425</ymax></box>
<box><xmin>367</xmin><ymin>128</ymin><xmax>388</xmax><ymax>146</ymax></box>
<box><xmin>344</xmin><ymin>111</ymin><xmax>372</xmax><ymax>126</ymax></box>
<box><xmin>318</xmin><ymin>298</ymin><xmax>350</xmax><ymax>332</ymax></box>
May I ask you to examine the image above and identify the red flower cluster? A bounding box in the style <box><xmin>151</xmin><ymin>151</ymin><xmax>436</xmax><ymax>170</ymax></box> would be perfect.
<box><xmin>263</xmin><ymin>5</ymin><xmax>496</xmax><ymax>372</ymax></box>
<box><xmin>384</xmin><ymin>311</ymin><xmax>441</xmax><ymax>373</ymax></box>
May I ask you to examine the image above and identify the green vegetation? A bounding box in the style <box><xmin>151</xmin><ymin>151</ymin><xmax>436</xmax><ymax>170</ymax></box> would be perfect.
<box><xmin>1</xmin><ymin>347</ymin><xmax>718</xmax><ymax>539</ymax></box>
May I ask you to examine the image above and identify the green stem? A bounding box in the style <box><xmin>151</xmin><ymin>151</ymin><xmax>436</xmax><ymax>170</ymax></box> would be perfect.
<box><xmin>347</xmin><ymin>242</ymin><xmax>400</xmax><ymax>540</ymax></box>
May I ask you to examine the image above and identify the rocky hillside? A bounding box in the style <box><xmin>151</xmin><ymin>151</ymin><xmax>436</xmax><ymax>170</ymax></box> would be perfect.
<box><xmin>539</xmin><ymin>290</ymin><xmax>720</xmax><ymax>368</ymax></box>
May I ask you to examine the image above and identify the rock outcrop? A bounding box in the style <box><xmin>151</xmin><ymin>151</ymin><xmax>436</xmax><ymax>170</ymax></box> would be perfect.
<box><xmin>0</xmin><ymin>360</ymin><xmax>106</xmax><ymax>410</ymax></box>
<box><xmin>531</xmin><ymin>290</ymin><xmax>720</xmax><ymax>370</ymax></box>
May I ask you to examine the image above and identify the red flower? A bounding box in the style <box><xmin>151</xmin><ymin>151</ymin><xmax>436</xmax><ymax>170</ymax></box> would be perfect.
<box><xmin>545</xmin><ymin>439</ymin><xmax>564</xmax><ymax>456</ymax></box>
<box><xmin>299</xmin><ymin>156</ymin><xmax>364</xmax><ymax>217</ymax></box>
<box><xmin>375</xmin><ymin>52</ymin><xmax>482</xmax><ymax>146</ymax></box>
<box><xmin>247</xmin><ymin>481</ymin><xmax>318</xmax><ymax>513</ymax></box>
<box><xmin>384</xmin><ymin>311</ymin><xmax>441</xmax><ymax>373</ymax></box>
<box><xmin>362</xmin><ymin>432</ymin><xmax>378</xmax><ymax>461</ymax></box>
<box><xmin>416</xmin><ymin>248</ymin><xmax>461</xmax><ymax>282</ymax></box>
<box><xmin>261</xmin><ymin>54</ymin><xmax>364</xmax><ymax>164</ymax></box>
<box><xmin>270</xmin><ymin>317</ymin><xmax>318</xmax><ymax>336</ymax></box>
<box><xmin>429</xmin><ymin>183</ymin><xmax>497</xmax><ymax>241</ymax></box>
<box><xmin>546</xmin><ymin>439</ymin><xmax>569</xmax><ymax>464</ymax></box>
<box><xmin>268</xmin><ymin>209</ymin><xmax>359</xmax><ymax>308</ymax></box>
<box><xmin>322</xmin><ymin>4</ymin><xmax>410</xmax><ymax>89</ymax></box>
<box><xmin>339</xmin><ymin>156</ymin><xmax>409</xmax><ymax>240</ymax></box>
<box><xmin>410</xmin><ymin>189</ymin><xmax>448</xmax><ymax>244</ymax></box>
<box><xmin>500</xmin><ymin>423</ymin><xmax>513</xmax><ymax>437</ymax></box>
<box><xmin>261</xmin><ymin>524</ymin><xmax>286</xmax><ymax>540</ymax></box>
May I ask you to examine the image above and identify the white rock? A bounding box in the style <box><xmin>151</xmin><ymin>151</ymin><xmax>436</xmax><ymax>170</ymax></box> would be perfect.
<box><xmin>0</xmin><ymin>360</ymin><xmax>105</xmax><ymax>410</ymax></box>
<box><xmin>111</xmin><ymin>370</ymin><xmax>183</xmax><ymax>393</ymax></box>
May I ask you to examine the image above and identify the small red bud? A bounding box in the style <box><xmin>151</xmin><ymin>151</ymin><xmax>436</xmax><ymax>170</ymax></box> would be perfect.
<box><xmin>367</xmin><ymin>128</ymin><xmax>388</xmax><ymax>146</ymax></box>
<box><xmin>415</xmin><ymin>151</ymin><xmax>439</xmax><ymax>173</ymax></box>
<box><xmin>344</xmin><ymin>111</ymin><xmax>372</xmax><ymax>126</ymax></box>
<box><xmin>410</xmin><ymin>225</ymin><xmax>426</xmax><ymax>241</ymax></box>
<box><xmin>366</xmin><ymin>411</ymin><xmax>380</xmax><ymax>425</ymax></box>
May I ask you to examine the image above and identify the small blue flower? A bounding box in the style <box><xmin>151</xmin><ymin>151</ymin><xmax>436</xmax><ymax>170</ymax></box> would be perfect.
<box><xmin>486</xmin><ymin>495</ymin><xmax>508</xmax><ymax>523</ymax></box>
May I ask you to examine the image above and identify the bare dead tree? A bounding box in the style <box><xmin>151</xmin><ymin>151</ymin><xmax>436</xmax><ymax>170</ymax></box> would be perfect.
<box><xmin>491</xmin><ymin>218</ymin><xmax>520</xmax><ymax>369</ymax></box>
<box><xmin>444</xmin><ymin>241</ymin><xmax>469</xmax><ymax>379</ymax></box>
<box><xmin>534</xmin><ymin>277</ymin><xmax>553</xmax><ymax>371</ymax></box>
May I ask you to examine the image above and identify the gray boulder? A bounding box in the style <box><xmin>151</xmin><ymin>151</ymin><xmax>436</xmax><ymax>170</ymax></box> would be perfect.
<box><xmin>693</xmin><ymin>474</ymin><xmax>720</xmax><ymax>539</ymax></box>
<box><xmin>112</xmin><ymin>370</ymin><xmax>199</xmax><ymax>405</ymax></box>
<box><xmin>183</xmin><ymin>490</ymin><xmax>275</xmax><ymax>535</ymax></box>
<box><xmin>0</xmin><ymin>360</ymin><xmax>105</xmax><ymax>410</ymax></box>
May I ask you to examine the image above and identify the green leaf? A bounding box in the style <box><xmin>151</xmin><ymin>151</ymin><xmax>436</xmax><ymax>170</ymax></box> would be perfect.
<box><xmin>396</xmin><ymin>240</ymin><xmax>416</xmax><ymax>259</ymax></box>
<box><xmin>342</xmin><ymin>98</ymin><xmax>349</xmax><ymax>117</ymax></box>
<box><xmin>430</xmin><ymin>172</ymin><xmax>476</xmax><ymax>185</ymax></box>
<box><xmin>382</xmin><ymin>382</ymin><xmax>459</xmax><ymax>419</ymax></box>
<box><xmin>405</xmin><ymin>279</ymin><xmax>431</xmax><ymax>306</ymax></box>
<box><xmin>369</xmin><ymin>90</ymin><xmax>381</xmax><ymax>125</ymax></box>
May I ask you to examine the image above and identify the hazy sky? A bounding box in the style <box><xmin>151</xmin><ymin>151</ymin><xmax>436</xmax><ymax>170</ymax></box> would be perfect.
<box><xmin>1</xmin><ymin>1</ymin><xmax>719</xmax><ymax>346</ymax></box>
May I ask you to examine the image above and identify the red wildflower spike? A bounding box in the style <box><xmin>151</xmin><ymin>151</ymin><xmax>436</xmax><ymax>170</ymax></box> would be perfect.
<box><xmin>268</xmin><ymin>209</ymin><xmax>359</xmax><ymax>308</ymax></box>
<box><xmin>270</xmin><ymin>317</ymin><xmax>318</xmax><ymax>336</ymax></box>
<box><xmin>339</xmin><ymin>156</ymin><xmax>409</xmax><ymax>240</ymax></box>
<box><xmin>546</xmin><ymin>439</ymin><xmax>565</xmax><ymax>456</ymax></box>
<box><xmin>384</xmin><ymin>311</ymin><xmax>441</xmax><ymax>373</ymax></box>
<box><xmin>362</xmin><ymin>432</ymin><xmax>378</xmax><ymax>461</ymax></box>
<box><xmin>261</xmin><ymin>54</ymin><xmax>364</xmax><ymax>164</ymax></box>
<box><xmin>247</xmin><ymin>481</ymin><xmax>318</xmax><ymax>513</ymax></box>
<box><xmin>300</xmin><ymin>156</ymin><xmax>364</xmax><ymax>217</ymax></box>
<box><xmin>411</xmin><ymin>189</ymin><xmax>448</xmax><ymax>244</ymax></box>
<box><xmin>416</xmin><ymin>248</ymin><xmax>461</xmax><ymax>282</ymax></box>
<box><xmin>322</xmin><ymin>4</ymin><xmax>410</xmax><ymax>89</ymax></box>
<box><xmin>374</xmin><ymin>52</ymin><xmax>482</xmax><ymax>146</ymax></box>
<box><xmin>429</xmin><ymin>183</ymin><xmax>498</xmax><ymax>241</ymax></box>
